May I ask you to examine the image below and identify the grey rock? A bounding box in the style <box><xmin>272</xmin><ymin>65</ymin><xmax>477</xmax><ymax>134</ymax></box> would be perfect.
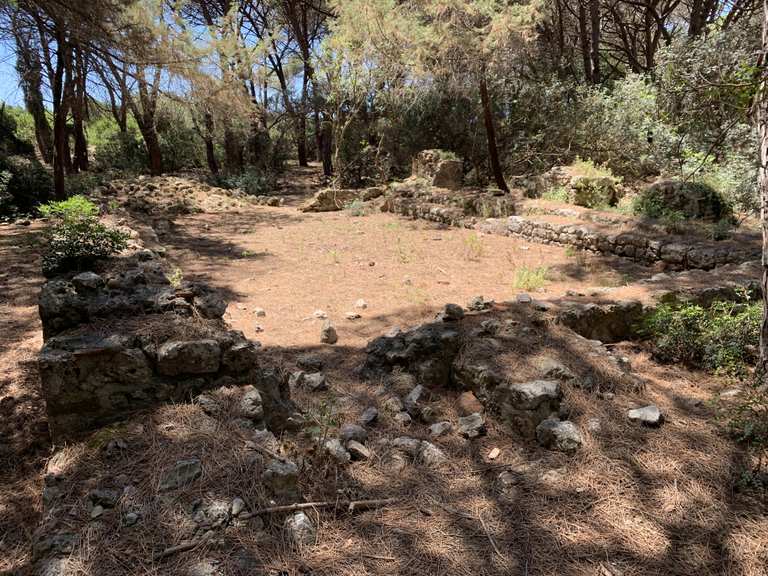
<box><xmin>360</xmin><ymin>406</ymin><xmax>379</xmax><ymax>426</ymax></box>
<box><xmin>157</xmin><ymin>340</ymin><xmax>221</xmax><ymax>376</ymax></box>
<box><xmin>239</xmin><ymin>386</ymin><xmax>264</xmax><ymax>420</ymax></box>
<box><xmin>458</xmin><ymin>413</ymin><xmax>487</xmax><ymax>439</ymax></box>
<box><xmin>355</xmin><ymin>299</ymin><xmax>368</xmax><ymax>309</ymax></box>
<box><xmin>436</xmin><ymin>303</ymin><xmax>464</xmax><ymax>322</ymax></box>
<box><xmin>340</xmin><ymin>423</ymin><xmax>367</xmax><ymax>444</ymax></box>
<box><xmin>284</xmin><ymin>511</ymin><xmax>315</xmax><ymax>547</ymax></box>
<box><xmin>533</xmin><ymin>357</ymin><xmax>574</xmax><ymax>381</ymax></box>
<box><xmin>516</xmin><ymin>293</ymin><xmax>532</xmax><ymax>304</ymax></box>
<box><xmin>404</xmin><ymin>385</ymin><xmax>425</xmax><ymax>415</ymax></box>
<box><xmin>505</xmin><ymin>380</ymin><xmax>562</xmax><ymax>410</ymax></box>
<box><xmin>429</xmin><ymin>421</ymin><xmax>453</xmax><ymax>438</ymax></box>
<box><xmin>324</xmin><ymin>438</ymin><xmax>351</xmax><ymax>464</ymax></box>
<box><xmin>304</xmin><ymin>372</ymin><xmax>328</xmax><ymax>391</ymax></box>
<box><xmin>628</xmin><ymin>405</ymin><xmax>664</xmax><ymax>427</ymax></box>
<box><xmin>90</xmin><ymin>505</ymin><xmax>105</xmax><ymax>519</ymax></box>
<box><xmin>394</xmin><ymin>411</ymin><xmax>412</xmax><ymax>425</ymax></box>
<box><xmin>87</xmin><ymin>488</ymin><xmax>120</xmax><ymax>508</ymax></box>
<box><xmin>347</xmin><ymin>440</ymin><xmax>371</xmax><ymax>461</ymax></box>
<box><xmin>159</xmin><ymin>458</ymin><xmax>202</xmax><ymax>491</ymax></box>
<box><xmin>254</xmin><ymin>307</ymin><xmax>266</xmax><ymax>317</ymax></box>
<box><xmin>195</xmin><ymin>394</ymin><xmax>221</xmax><ymax>417</ymax></box>
<box><xmin>72</xmin><ymin>272</ymin><xmax>104</xmax><ymax>292</ymax></box>
<box><xmin>262</xmin><ymin>459</ymin><xmax>299</xmax><ymax>498</ymax></box>
<box><xmin>297</xmin><ymin>354</ymin><xmax>324</xmax><ymax>371</ymax></box>
<box><xmin>586</xmin><ymin>418</ymin><xmax>602</xmax><ymax>433</ymax></box>
<box><xmin>391</xmin><ymin>436</ymin><xmax>421</xmax><ymax>456</ymax></box>
<box><xmin>313</xmin><ymin>309</ymin><xmax>328</xmax><ymax>319</ymax></box>
<box><xmin>231</xmin><ymin>497</ymin><xmax>246</xmax><ymax>516</ymax></box>
<box><xmin>345</xmin><ymin>312</ymin><xmax>361</xmax><ymax>320</ymax></box>
<box><xmin>222</xmin><ymin>341</ymin><xmax>259</xmax><ymax>373</ymax></box>
<box><xmin>419</xmin><ymin>441</ymin><xmax>447</xmax><ymax>468</ymax></box>
<box><xmin>320</xmin><ymin>320</ymin><xmax>338</xmax><ymax>344</ymax></box>
<box><xmin>536</xmin><ymin>419</ymin><xmax>583</xmax><ymax>453</ymax></box>
<box><xmin>467</xmin><ymin>295</ymin><xmax>493</xmax><ymax>311</ymax></box>
<box><xmin>123</xmin><ymin>512</ymin><xmax>140</xmax><ymax>527</ymax></box>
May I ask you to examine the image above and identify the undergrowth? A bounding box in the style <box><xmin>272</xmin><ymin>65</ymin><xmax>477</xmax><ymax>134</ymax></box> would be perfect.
<box><xmin>513</xmin><ymin>265</ymin><xmax>549</xmax><ymax>291</ymax></box>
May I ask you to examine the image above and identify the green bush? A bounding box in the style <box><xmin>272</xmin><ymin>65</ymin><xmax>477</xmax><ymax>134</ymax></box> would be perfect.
<box><xmin>213</xmin><ymin>168</ymin><xmax>274</xmax><ymax>196</ymax></box>
<box><xmin>643</xmin><ymin>300</ymin><xmax>760</xmax><ymax>377</ymax></box>
<box><xmin>0</xmin><ymin>154</ymin><xmax>53</xmax><ymax>215</ymax></box>
<box><xmin>718</xmin><ymin>384</ymin><xmax>768</xmax><ymax>488</ymax></box>
<box><xmin>39</xmin><ymin>195</ymin><xmax>128</xmax><ymax>276</ymax></box>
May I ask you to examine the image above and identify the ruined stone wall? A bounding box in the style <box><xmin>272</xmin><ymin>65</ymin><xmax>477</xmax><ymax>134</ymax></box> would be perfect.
<box><xmin>38</xmin><ymin>252</ymin><xmax>294</xmax><ymax>440</ymax></box>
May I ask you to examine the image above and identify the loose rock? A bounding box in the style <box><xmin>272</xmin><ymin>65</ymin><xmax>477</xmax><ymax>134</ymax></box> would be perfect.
<box><xmin>262</xmin><ymin>459</ymin><xmax>299</xmax><ymax>497</ymax></box>
<box><xmin>284</xmin><ymin>512</ymin><xmax>315</xmax><ymax>547</ymax></box>
<box><xmin>159</xmin><ymin>459</ymin><xmax>202</xmax><ymax>491</ymax></box>
<box><xmin>458</xmin><ymin>413</ymin><xmax>487</xmax><ymax>438</ymax></box>
<box><xmin>340</xmin><ymin>423</ymin><xmax>368</xmax><ymax>444</ymax></box>
<box><xmin>360</xmin><ymin>406</ymin><xmax>379</xmax><ymax>426</ymax></box>
<box><xmin>429</xmin><ymin>421</ymin><xmax>453</xmax><ymax>438</ymax></box>
<box><xmin>419</xmin><ymin>441</ymin><xmax>447</xmax><ymax>468</ymax></box>
<box><xmin>457</xmin><ymin>391</ymin><xmax>483</xmax><ymax>416</ymax></box>
<box><xmin>536</xmin><ymin>419</ymin><xmax>583</xmax><ymax>454</ymax></box>
<box><xmin>324</xmin><ymin>438</ymin><xmax>351</xmax><ymax>464</ymax></box>
<box><xmin>347</xmin><ymin>440</ymin><xmax>371</xmax><ymax>461</ymax></box>
<box><xmin>320</xmin><ymin>320</ymin><xmax>338</xmax><ymax>344</ymax></box>
<box><xmin>628</xmin><ymin>405</ymin><xmax>664</xmax><ymax>427</ymax></box>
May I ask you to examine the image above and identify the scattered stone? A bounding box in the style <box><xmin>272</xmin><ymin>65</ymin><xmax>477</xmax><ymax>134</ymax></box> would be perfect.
<box><xmin>536</xmin><ymin>419</ymin><xmax>583</xmax><ymax>454</ymax></box>
<box><xmin>340</xmin><ymin>423</ymin><xmax>368</xmax><ymax>444</ymax></box>
<box><xmin>467</xmin><ymin>295</ymin><xmax>493</xmax><ymax>311</ymax></box>
<box><xmin>458</xmin><ymin>413</ymin><xmax>486</xmax><ymax>438</ymax></box>
<box><xmin>394</xmin><ymin>411</ymin><xmax>412</xmax><ymax>425</ymax></box>
<box><xmin>254</xmin><ymin>307</ymin><xmax>266</xmax><ymax>317</ymax></box>
<box><xmin>532</xmin><ymin>356</ymin><xmax>575</xmax><ymax>381</ymax></box>
<box><xmin>628</xmin><ymin>405</ymin><xmax>664</xmax><ymax>427</ymax></box>
<box><xmin>496</xmin><ymin>380</ymin><xmax>562</xmax><ymax>437</ymax></box>
<box><xmin>488</xmin><ymin>447</ymin><xmax>501</xmax><ymax>460</ymax></box>
<box><xmin>479</xmin><ymin>319</ymin><xmax>501</xmax><ymax>334</ymax></box>
<box><xmin>313</xmin><ymin>310</ymin><xmax>328</xmax><ymax>319</ymax></box>
<box><xmin>345</xmin><ymin>312</ymin><xmax>361</xmax><ymax>320</ymax></box>
<box><xmin>324</xmin><ymin>438</ymin><xmax>351</xmax><ymax>464</ymax></box>
<box><xmin>284</xmin><ymin>512</ymin><xmax>315</xmax><ymax>547</ymax></box>
<box><xmin>391</xmin><ymin>436</ymin><xmax>421</xmax><ymax>456</ymax></box>
<box><xmin>320</xmin><ymin>320</ymin><xmax>338</xmax><ymax>344</ymax></box>
<box><xmin>457</xmin><ymin>391</ymin><xmax>484</xmax><ymax>416</ymax></box>
<box><xmin>159</xmin><ymin>459</ymin><xmax>202</xmax><ymax>491</ymax></box>
<box><xmin>304</xmin><ymin>372</ymin><xmax>328</xmax><ymax>392</ymax></box>
<box><xmin>404</xmin><ymin>385</ymin><xmax>425</xmax><ymax>415</ymax></box>
<box><xmin>123</xmin><ymin>512</ymin><xmax>140</xmax><ymax>527</ymax></box>
<box><xmin>239</xmin><ymin>386</ymin><xmax>264</xmax><ymax>420</ymax></box>
<box><xmin>719</xmin><ymin>388</ymin><xmax>741</xmax><ymax>400</ymax></box>
<box><xmin>87</xmin><ymin>488</ymin><xmax>120</xmax><ymax>508</ymax></box>
<box><xmin>71</xmin><ymin>272</ymin><xmax>104</xmax><ymax>292</ymax></box>
<box><xmin>90</xmin><ymin>505</ymin><xmax>105</xmax><ymax>519</ymax></box>
<box><xmin>297</xmin><ymin>354</ymin><xmax>324</xmax><ymax>371</ymax></box>
<box><xmin>360</xmin><ymin>406</ymin><xmax>379</xmax><ymax>426</ymax></box>
<box><xmin>418</xmin><ymin>405</ymin><xmax>438</xmax><ymax>423</ymax></box>
<box><xmin>429</xmin><ymin>421</ymin><xmax>453</xmax><ymax>438</ymax></box>
<box><xmin>436</xmin><ymin>303</ymin><xmax>464</xmax><ymax>322</ymax></box>
<box><xmin>419</xmin><ymin>441</ymin><xmax>447</xmax><ymax>468</ymax></box>
<box><xmin>254</xmin><ymin>324</ymin><xmax>264</xmax><ymax>333</ymax></box>
<box><xmin>347</xmin><ymin>440</ymin><xmax>371</xmax><ymax>461</ymax></box>
<box><xmin>262</xmin><ymin>459</ymin><xmax>299</xmax><ymax>497</ymax></box>
<box><xmin>355</xmin><ymin>299</ymin><xmax>368</xmax><ymax>309</ymax></box>
<box><xmin>231</xmin><ymin>497</ymin><xmax>246</xmax><ymax>516</ymax></box>
<box><xmin>516</xmin><ymin>293</ymin><xmax>532</xmax><ymax>304</ymax></box>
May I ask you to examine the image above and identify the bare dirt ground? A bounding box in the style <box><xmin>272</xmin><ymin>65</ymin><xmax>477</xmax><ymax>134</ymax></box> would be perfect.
<box><xmin>0</xmin><ymin>163</ymin><xmax>766</xmax><ymax>575</ymax></box>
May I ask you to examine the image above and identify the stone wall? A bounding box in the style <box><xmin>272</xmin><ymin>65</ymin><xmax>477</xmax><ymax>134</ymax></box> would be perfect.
<box><xmin>38</xmin><ymin>254</ymin><xmax>295</xmax><ymax>440</ymax></box>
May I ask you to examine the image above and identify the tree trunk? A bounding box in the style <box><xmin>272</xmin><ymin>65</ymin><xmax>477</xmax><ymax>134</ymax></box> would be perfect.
<box><xmin>589</xmin><ymin>0</ymin><xmax>601</xmax><ymax>83</ymax></box>
<box><xmin>478</xmin><ymin>69</ymin><xmax>509</xmax><ymax>193</ymax></box>
<box><xmin>319</xmin><ymin>118</ymin><xmax>333</xmax><ymax>177</ymax></box>
<box><xmin>52</xmin><ymin>40</ymin><xmax>67</xmax><ymax>199</ymax></box>
<box><xmin>15</xmin><ymin>41</ymin><xmax>53</xmax><ymax>163</ymax></box>
<box><xmin>759</xmin><ymin>0</ymin><xmax>768</xmax><ymax>376</ymax></box>
<box><xmin>204</xmin><ymin>110</ymin><xmax>219</xmax><ymax>175</ymax></box>
<box><xmin>578</xmin><ymin>1</ymin><xmax>593</xmax><ymax>83</ymax></box>
<box><xmin>142</xmin><ymin>126</ymin><xmax>163</xmax><ymax>176</ymax></box>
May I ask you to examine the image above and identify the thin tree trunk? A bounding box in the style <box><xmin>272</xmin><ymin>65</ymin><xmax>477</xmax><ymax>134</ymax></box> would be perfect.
<box><xmin>589</xmin><ymin>0</ymin><xmax>601</xmax><ymax>83</ymax></box>
<box><xmin>578</xmin><ymin>1</ymin><xmax>593</xmax><ymax>83</ymax></box>
<box><xmin>758</xmin><ymin>0</ymin><xmax>768</xmax><ymax>376</ymax></box>
<box><xmin>478</xmin><ymin>68</ymin><xmax>508</xmax><ymax>193</ymax></box>
<box><xmin>72</xmin><ymin>48</ymin><xmax>89</xmax><ymax>172</ymax></box>
<box><xmin>204</xmin><ymin>110</ymin><xmax>219</xmax><ymax>175</ymax></box>
<box><xmin>52</xmin><ymin>35</ymin><xmax>67</xmax><ymax>199</ymax></box>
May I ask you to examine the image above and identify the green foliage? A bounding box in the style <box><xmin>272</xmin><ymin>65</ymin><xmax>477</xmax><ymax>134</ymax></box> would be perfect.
<box><xmin>0</xmin><ymin>154</ymin><xmax>53</xmax><ymax>215</ymax></box>
<box><xmin>513</xmin><ymin>266</ymin><xmax>549</xmax><ymax>291</ymax></box>
<box><xmin>39</xmin><ymin>195</ymin><xmax>128</xmax><ymax>276</ymax></box>
<box><xmin>541</xmin><ymin>185</ymin><xmax>568</xmax><ymax>202</ymax></box>
<box><xmin>643</xmin><ymin>300</ymin><xmax>760</xmax><ymax>377</ymax></box>
<box><xmin>344</xmin><ymin>199</ymin><xmax>368</xmax><ymax>217</ymax></box>
<box><xmin>215</xmin><ymin>168</ymin><xmax>274</xmax><ymax>196</ymax></box>
<box><xmin>92</xmin><ymin>128</ymin><xmax>147</xmax><ymax>174</ymax></box>
<box><xmin>463</xmin><ymin>232</ymin><xmax>484</xmax><ymax>260</ymax></box>
<box><xmin>718</xmin><ymin>384</ymin><xmax>768</xmax><ymax>486</ymax></box>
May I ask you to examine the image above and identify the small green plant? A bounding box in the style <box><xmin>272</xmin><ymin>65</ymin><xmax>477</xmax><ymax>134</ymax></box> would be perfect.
<box><xmin>541</xmin><ymin>185</ymin><xmax>569</xmax><ymax>202</ymax></box>
<box><xmin>711</xmin><ymin>218</ymin><xmax>733</xmax><ymax>241</ymax></box>
<box><xmin>513</xmin><ymin>266</ymin><xmax>549</xmax><ymax>291</ymax></box>
<box><xmin>659</xmin><ymin>209</ymin><xmax>687</xmax><ymax>234</ymax></box>
<box><xmin>395</xmin><ymin>237</ymin><xmax>411</xmax><ymax>264</ymax></box>
<box><xmin>463</xmin><ymin>232</ymin><xmax>484</xmax><ymax>261</ymax></box>
<box><xmin>39</xmin><ymin>195</ymin><xmax>128</xmax><ymax>276</ymax></box>
<box><xmin>327</xmin><ymin>249</ymin><xmax>341</xmax><ymax>264</ymax></box>
<box><xmin>642</xmin><ymin>299</ymin><xmax>760</xmax><ymax>377</ymax></box>
<box><xmin>717</xmin><ymin>383</ymin><xmax>768</xmax><ymax>487</ymax></box>
<box><xmin>166</xmin><ymin>267</ymin><xmax>184</xmax><ymax>288</ymax></box>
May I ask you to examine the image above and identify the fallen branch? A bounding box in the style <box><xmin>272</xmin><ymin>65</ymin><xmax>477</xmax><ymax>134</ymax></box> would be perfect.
<box><xmin>250</xmin><ymin>497</ymin><xmax>398</xmax><ymax>517</ymax></box>
<box><xmin>154</xmin><ymin>530</ymin><xmax>212</xmax><ymax>561</ymax></box>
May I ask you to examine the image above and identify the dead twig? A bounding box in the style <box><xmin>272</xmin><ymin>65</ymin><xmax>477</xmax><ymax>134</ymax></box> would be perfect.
<box><xmin>153</xmin><ymin>530</ymin><xmax>212</xmax><ymax>561</ymax></box>
<box><xmin>250</xmin><ymin>497</ymin><xmax>398</xmax><ymax>517</ymax></box>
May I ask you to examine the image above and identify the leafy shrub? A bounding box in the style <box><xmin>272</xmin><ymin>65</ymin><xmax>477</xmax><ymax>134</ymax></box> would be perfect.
<box><xmin>643</xmin><ymin>300</ymin><xmax>760</xmax><ymax>377</ymax></box>
<box><xmin>541</xmin><ymin>185</ymin><xmax>568</xmax><ymax>202</ymax></box>
<box><xmin>93</xmin><ymin>129</ymin><xmax>147</xmax><ymax>174</ymax></box>
<box><xmin>39</xmin><ymin>195</ymin><xmax>128</xmax><ymax>276</ymax></box>
<box><xmin>0</xmin><ymin>154</ymin><xmax>53</xmax><ymax>215</ymax></box>
<box><xmin>214</xmin><ymin>169</ymin><xmax>274</xmax><ymax>196</ymax></box>
<box><xmin>633</xmin><ymin>180</ymin><xmax>732</xmax><ymax>223</ymax></box>
<box><xmin>718</xmin><ymin>384</ymin><xmax>768</xmax><ymax>487</ymax></box>
<box><xmin>513</xmin><ymin>266</ymin><xmax>549</xmax><ymax>291</ymax></box>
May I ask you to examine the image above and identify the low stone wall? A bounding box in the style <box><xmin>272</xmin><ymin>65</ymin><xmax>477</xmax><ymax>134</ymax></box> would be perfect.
<box><xmin>382</xmin><ymin>187</ymin><xmax>516</xmax><ymax>225</ymax></box>
<box><xmin>38</xmin><ymin>254</ymin><xmax>295</xmax><ymax>440</ymax></box>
